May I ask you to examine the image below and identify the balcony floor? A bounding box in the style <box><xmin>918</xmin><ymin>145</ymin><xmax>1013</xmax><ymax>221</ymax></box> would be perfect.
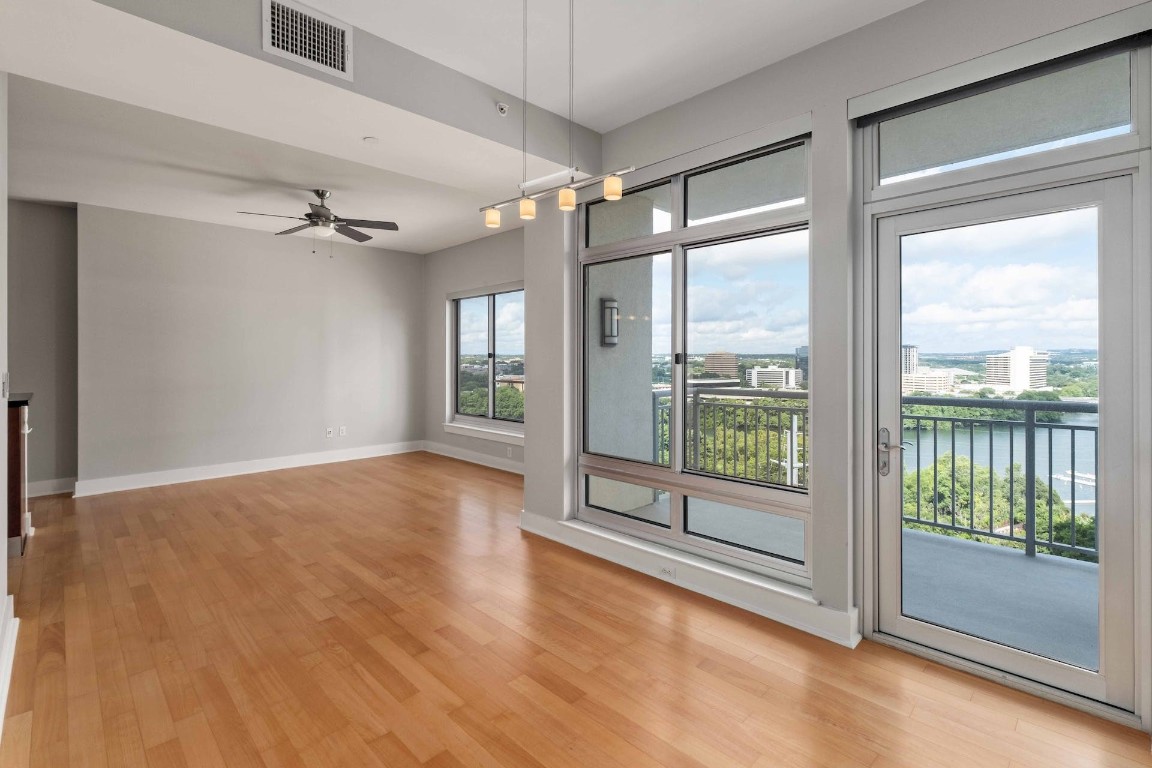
<box><xmin>902</xmin><ymin>528</ymin><xmax>1098</xmax><ymax>669</ymax></box>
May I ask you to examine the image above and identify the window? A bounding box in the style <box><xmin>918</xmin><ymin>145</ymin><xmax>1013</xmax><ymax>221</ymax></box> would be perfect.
<box><xmin>454</xmin><ymin>288</ymin><xmax>524</xmax><ymax>423</ymax></box>
<box><xmin>579</xmin><ymin>137</ymin><xmax>811</xmax><ymax>577</ymax></box>
<box><xmin>877</xmin><ymin>52</ymin><xmax>1132</xmax><ymax>185</ymax></box>
<box><xmin>586</xmin><ymin>182</ymin><xmax>672</xmax><ymax>248</ymax></box>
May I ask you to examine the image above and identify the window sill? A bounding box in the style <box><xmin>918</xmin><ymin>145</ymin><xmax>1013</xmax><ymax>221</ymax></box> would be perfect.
<box><xmin>443</xmin><ymin>421</ymin><xmax>525</xmax><ymax>446</ymax></box>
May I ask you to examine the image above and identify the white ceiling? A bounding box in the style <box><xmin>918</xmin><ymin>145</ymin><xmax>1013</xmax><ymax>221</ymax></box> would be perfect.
<box><xmin>7</xmin><ymin>77</ymin><xmax>519</xmax><ymax>254</ymax></box>
<box><xmin>304</xmin><ymin>0</ymin><xmax>927</xmax><ymax>132</ymax></box>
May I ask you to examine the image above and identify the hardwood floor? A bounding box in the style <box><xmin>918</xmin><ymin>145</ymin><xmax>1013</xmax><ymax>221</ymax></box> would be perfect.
<box><xmin>1</xmin><ymin>451</ymin><xmax>1149</xmax><ymax>767</ymax></box>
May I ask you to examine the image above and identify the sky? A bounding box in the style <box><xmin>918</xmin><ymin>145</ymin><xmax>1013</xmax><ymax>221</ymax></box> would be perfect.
<box><xmin>901</xmin><ymin>206</ymin><xmax>1098</xmax><ymax>353</ymax></box>
<box><xmin>458</xmin><ymin>291</ymin><xmax>524</xmax><ymax>356</ymax></box>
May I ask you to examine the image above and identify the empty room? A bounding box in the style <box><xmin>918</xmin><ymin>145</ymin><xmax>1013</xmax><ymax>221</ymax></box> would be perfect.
<box><xmin>1</xmin><ymin>0</ymin><xmax>1152</xmax><ymax>765</ymax></box>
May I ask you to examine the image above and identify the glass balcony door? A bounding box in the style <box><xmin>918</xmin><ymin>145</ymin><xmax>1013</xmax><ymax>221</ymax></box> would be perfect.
<box><xmin>875</xmin><ymin>179</ymin><xmax>1136</xmax><ymax>709</ymax></box>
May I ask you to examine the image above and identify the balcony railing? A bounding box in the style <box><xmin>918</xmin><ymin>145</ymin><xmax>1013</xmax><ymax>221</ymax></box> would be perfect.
<box><xmin>652</xmin><ymin>386</ymin><xmax>809</xmax><ymax>489</ymax></box>
<box><xmin>900</xmin><ymin>396</ymin><xmax>1098</xmax><ymax>560</ymax></box>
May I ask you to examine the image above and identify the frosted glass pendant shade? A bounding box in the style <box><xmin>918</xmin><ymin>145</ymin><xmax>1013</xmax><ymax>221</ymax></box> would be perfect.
<box><xmin>603</xmin><ymin>174</ymin><xmax>623</xmax><ymax>201</ymax></box>
<box><xmin>558</xmin><ymin>187</ymin><xmax>577</xmax><ymax>211</ymax></box>
<box><xmin>484</xmin><ymin>208</ymin><xmax>501</xmax><ymax>228</ymax></box>
<box><xmin>519</xmin><ymin>197</ymin><xmax>537</xmax><ymax>220</ymax></box>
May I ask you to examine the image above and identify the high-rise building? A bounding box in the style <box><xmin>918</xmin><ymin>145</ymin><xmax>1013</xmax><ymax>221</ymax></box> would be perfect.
<box><xmin>746</xmin><ymin>366</ymin><xmax>800</xmax><ymax>390</ymax></box>
<box><xmin>794</xmin><ymin>346</ymin><xmax>809</xmax><ymax>383</ymax></box>
<box><xmin>902</xmin><ymin>345</ymin><xmax>919</xmax><ymax>375</ymax></box>
<box><xmin>985</xmin><ymin>346</ymin><xmax>1050</xmax><ymax>391</ymax></box>
<box><xmin>704</xmin><ymin>351</ymin><xmax>739</xmax><ymax>378</ymax></box>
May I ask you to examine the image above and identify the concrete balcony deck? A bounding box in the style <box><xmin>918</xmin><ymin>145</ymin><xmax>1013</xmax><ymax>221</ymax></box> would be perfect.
<box><xmin>901</xmin><ymin>528</ymin><xmax>1099</xmax><ymax>669</ymax></box>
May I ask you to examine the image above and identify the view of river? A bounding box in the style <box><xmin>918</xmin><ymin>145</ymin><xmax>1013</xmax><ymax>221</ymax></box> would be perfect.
<box><xmin>902</xmin><ymin>412</ymin><xmax>1098</xmax><ymax>516</ymax></box>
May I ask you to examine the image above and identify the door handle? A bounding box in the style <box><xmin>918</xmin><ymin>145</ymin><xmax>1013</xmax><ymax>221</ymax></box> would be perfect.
<box><xmin>877</xmin><ymin>428</ymin><xmax>912</xmax><ymax>476</ymax></box>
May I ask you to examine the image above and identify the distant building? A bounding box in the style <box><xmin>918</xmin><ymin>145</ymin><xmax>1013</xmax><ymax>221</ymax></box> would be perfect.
<box><xmin>747</xmin><ymin>366</ymin><xmax>800</xmax><ymax>390</ymax></box>
<box><xmin>704</xmin><ymin>351</ymin><xmax>739</xmax><ymax>378</ymax></box>
<box><xmin>902</xmin><ymin>369</ymin><xmax>954</xmax><ymax>394</ymax></box>
<box><xmin>496</xmin><ymin>375</ymin><xmax>525</xmax><ymax>393</ymax></box>
<box><xmin>902</xmin><ymin>345</ymin><xmax>919</xmax><ymax>375</ymax></box>
<box><xmin>985</xmin><ymin>346</ymin><xmax>1049</xmax><ymax>391</ymax></box>
<box><xmin>794</xmin><ymin>346</ymin><xmax>809</xmax><ymax>383</ymax></box>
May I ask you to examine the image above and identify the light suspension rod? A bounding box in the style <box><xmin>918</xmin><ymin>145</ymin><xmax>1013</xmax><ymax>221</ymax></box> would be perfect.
<box><xmin>480</xmin><ymin>166</ymin><xmax>635</xmax><ymax>213</ymax></box>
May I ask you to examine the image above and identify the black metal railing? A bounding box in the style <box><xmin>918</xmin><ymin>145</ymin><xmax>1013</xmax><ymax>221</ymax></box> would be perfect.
<box><xmin>652</xmin><ymin>386</ymin><xmax>809</xmax><ymax>489</ymax></box>
<box><xmin>900</xmin><ymin>396</ymin><xmax>1098</xmax><ymax>560</ymax></box>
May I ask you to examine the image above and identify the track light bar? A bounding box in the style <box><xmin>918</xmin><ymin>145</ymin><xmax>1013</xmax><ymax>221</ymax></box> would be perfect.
<box><xmin>479</xmin><ymin>167</ymin><xmax>635</xmax><ymax>213</ymax></box>
<box><xmin>517</xmin><ymin>167</ymin><xmax>582</xmax><ymax>191</ymax></box>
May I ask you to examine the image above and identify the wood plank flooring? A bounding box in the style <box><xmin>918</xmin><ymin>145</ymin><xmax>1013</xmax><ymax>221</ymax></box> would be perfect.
<box><xmin>1</xmin><ymin>451</ymin><xmax>1149</xmax><ymax>767</ymax></box>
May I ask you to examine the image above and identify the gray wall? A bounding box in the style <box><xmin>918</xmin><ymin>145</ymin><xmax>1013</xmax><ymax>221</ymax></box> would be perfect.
<box><xmin>77</xmin><ymin>205</ymin><xmax>424</xmax><ymax>481</ymax></box>
<box><xmin>1</xmin><ymin>73</ymin><xmax>10</xmax><ymax>602</ymax></box>
<box><xmin>8</xmin><ymin>201</ymin><xmax>77</xmax><ymax>485</ymax></box>
<box><xmin>422</xmin><ymin>227</ymin><xmax>525</xmax><ymax>466</ymax></box>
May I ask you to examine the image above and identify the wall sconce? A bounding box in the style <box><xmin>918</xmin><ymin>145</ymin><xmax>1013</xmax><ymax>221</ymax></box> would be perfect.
<box><xmin>601</xmin><ymin>299</ymin><xmax>619</xmax><ymax>346</ymax></box>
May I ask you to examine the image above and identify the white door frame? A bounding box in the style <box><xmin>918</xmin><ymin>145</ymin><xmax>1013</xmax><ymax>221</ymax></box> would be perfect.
<box><xmin>860</xmin><ymin>151</ymin><xmax>1152</xmax><ymax>728</ymax></box>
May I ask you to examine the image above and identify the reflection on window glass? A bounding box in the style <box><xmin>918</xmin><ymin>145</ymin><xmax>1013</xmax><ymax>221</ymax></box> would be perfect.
<box><xmin>586</xmin><ymin>476</ymin><xmax>671</xmax><ymax>527</ymax></box>
<box><xmin>587</xmin><ymin>183</ymin><xmax>672</xmax><ymax>247</ymax></box>
<box><xmin>585</xmin><ymin>253</ymin><xmax>672</xmax><ymax>465</ymax></box>
<box><xmin>684</xmin><ymin>231</ymin><xmax>810</xmax><ymax>489</ymax></box>
<box><xmin>686</xmin><ymin>145</ymin><xmax>807</xmax><ymax>226</ymax></box>
<box><xmin>880</xmin><ymin>53</ymin><xmax>1131</xmax><ymax>185</ymax></box>
<box><xmin>494</xmin><ymin>291</ymin><xmax>525</xmax><ymax>422</ymax></box>
<box><xmin>456</xmin><ymin>296</ymin><xmax>489</xmax><ymax>416</ymax></box>
<box><xmin>685</xmin><ymin>497</ymin><xmax>805</xmax><ymax>563</ymax></box>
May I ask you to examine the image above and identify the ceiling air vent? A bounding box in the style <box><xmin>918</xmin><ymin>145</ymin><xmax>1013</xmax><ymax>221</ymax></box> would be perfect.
<box><xmin>262</xmin><ymin>0</ymin><xmax>353</xmax><ymax>81</ymax></box>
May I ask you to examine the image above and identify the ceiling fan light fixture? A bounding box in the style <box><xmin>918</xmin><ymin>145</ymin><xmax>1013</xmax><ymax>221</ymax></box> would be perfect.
<box><xmin>603</xmin><ymin>174</ymin><xmax>623</xmax><ymax>201</ymax></box>
<box><xmin>314</xmin><ymin>221</ymin><xmax>336</xmax><ymax>237</ymax></box>
<box><xmin>558</xmin><ymin>187</ymin><xmax>577</xmax><ymax>211</ymax></box>
<box><xmin>484</xmin><ymin>208</ymin><xmax>502</xmax><ymax>228</ymax></box>
<box><xmin>519</xmin><ymin>197</ymin><xmax>536</xmax><ymax>220</ymax></box>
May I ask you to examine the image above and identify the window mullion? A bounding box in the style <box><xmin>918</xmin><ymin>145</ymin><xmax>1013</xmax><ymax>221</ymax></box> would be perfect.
<box><xmin>488</xmin><ymin>293</ymin><xmax>496</xmax><ymax>420</ymax></box>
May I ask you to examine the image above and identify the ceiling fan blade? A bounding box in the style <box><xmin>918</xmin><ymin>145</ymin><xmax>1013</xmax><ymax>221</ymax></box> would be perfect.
<box><xmin>309</xmin><ymin>203</ymin><xmax>333</xmax><ymax>219</ymax></box>
<box><xmin>238</xmin><ymin>212</ymin><xmax>308</xmax><ymax>220</ymax></box>
<box><xmin>338</xmin><ymin>218</ymin><xmax>399</xmax><ymax>231</ymax></box>
<box><xmin>275</xmin><ymin>224</ymin><xmax>313</xmax><ymax>236</ymax></box>
<box><xmin>335</xmin><ymin>225</ymin><xmax>372</xmax><ymax>243</ymax></box>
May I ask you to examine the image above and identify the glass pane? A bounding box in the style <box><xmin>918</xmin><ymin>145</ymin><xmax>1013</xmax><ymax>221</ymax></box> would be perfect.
<box><xmin>584</xmin><ymin>253</ymin><xmax>672</xmax><ymax>465</ymax></box>
<box><xmin>494</xmin><ymin>291</ymin><xmax>525</xmax><ymax>422</ymax></box>
<box><xmin>685</xmin><ymin>497</ymin><xmax>804</xmax><ymax>563</ymax></box>
<box><xmin>880</xmin><ymin>53</ymin><xmax>1131</xmax><ymax>185</ymax></box>
<box><xmin>899</xmin><ymin>207</ymin><xmax>1100</xmax><ymax>670</ymax></box>
<box><xmin>456</xmin><ymin>296</ymin><xmax>489</xmax><ymax>417</ymax></box>
<box><xmin>684</xmin><ymin>231</ymin><xmax>809</xmax><ymax>489</ymax></box>
<box><xmin>685</xmin><ymin>144</ymin><xmax>807</xmax><ymax>226</ymax></box>
<box><xmin>586</xmin><ymin>476</ymin><xmax>671</xmax><ymax>528</ymax></box>
<box><xmin>587</xmin><ymin>183</ymin><xmax>672</xmax><ymax>247</ymax></box>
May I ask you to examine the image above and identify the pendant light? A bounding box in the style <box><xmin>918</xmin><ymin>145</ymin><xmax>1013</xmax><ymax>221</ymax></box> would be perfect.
<box><xmin>519</xmin><ymin>198</ymin><xmax>536</xmax><ymax>220</ymax></box>
<box><xmin>559</xmin><ymin>0</ymin><xmax>577</xmax><ymax>212</ymax></box>
<box><xmin>484</xmin><ymin>208</ymin><xmax>501</xmax><ymax>228</ymax></box>
<box><xmin>603</xmin><ymin>174</ymin><xmax>623</xmax><ymax>201</ymax></box>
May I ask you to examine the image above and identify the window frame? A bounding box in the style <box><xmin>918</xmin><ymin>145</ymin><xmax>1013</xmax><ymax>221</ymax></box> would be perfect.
<box><xmin>448</xmin><ymin>283</ymin><xmax>525</xmax><ymax>437</ymax></box>
<box><xmin>576</xmin><ymin>136</ymin><xmax>814</xmax><ymax>582</ymax></box>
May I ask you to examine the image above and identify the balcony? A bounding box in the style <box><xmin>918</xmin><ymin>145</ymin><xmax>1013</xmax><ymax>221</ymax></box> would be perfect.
<box><xmin>650</xmin><ymin>389</ymin><xmax>1099</xmax><ymax>668</ymax></box>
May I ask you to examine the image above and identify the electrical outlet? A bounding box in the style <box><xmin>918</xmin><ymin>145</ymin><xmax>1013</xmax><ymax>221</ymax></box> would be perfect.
<box><xmin>506</xmin><ymin>447</ymin><xmax>513</xmax><ymax>458</ymax></box>
<box><xmin>339</xmin><ymin>426</ymin><xmax>347</xmax><ymax>436</ymax></box>
<box><xmin>659</xmin><ymin>566</ymin><xmax>677</xmax><ymax>580</ymax></box>
<box><xmin>325</xmin><ymin>427</ymin><xmax>334</xmax><ymax>439</ymax></box>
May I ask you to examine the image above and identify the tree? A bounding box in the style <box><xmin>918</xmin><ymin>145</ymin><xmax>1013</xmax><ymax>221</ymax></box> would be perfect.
<box><xmin>1015</xmin><ymin>390</ymin><xmax>1063</xmax><ymax>423</ymax></box>
<box><xmin>495</xmin><ymin>385</ymin><xmax>524</xmax><ymax>421</ymax></box>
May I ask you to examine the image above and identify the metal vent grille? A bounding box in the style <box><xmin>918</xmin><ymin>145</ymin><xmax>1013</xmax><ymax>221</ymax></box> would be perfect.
<box><xmin>263</xmin><ymin>0</ymin><xmax>353</xmax><ymax>81</ymax></box>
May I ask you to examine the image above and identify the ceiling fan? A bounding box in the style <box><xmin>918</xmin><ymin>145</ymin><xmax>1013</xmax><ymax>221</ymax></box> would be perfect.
<box><xmin>238</xmin><ymin>189</ymin><xmax>398</xmax><ymax>243</ymax></box>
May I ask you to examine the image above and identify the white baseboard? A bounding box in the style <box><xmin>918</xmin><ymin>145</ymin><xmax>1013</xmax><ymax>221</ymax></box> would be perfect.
<box><xmin>520</xmin><ymin>510</ymin><xmax>861</xmax><ymax>649</ymax></box>
<box><xmin>73</xmin><ymin>441</ymin><xmax>424</xmax><ymax>498</ymax></box>
<box><xmin>29</xmin><ymin>477</ymin><xmax>76</xmax><ymax>498</ymax></box>
<box><xmin>421</xmin><ymin>441</ymin><xmax>525</xmax><ymax>475</ymax></box>
<box><xmin>0</xmin><ymin>597</ymin><xmax>19</xmax><ymax>731</ymax></box>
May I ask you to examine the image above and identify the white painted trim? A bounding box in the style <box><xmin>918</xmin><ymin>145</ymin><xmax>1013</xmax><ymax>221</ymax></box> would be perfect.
<box><xmin>519</xmin><ymin>511</ymin><xmax>861</xmax><ymax>648</ymax></box>
<box><xmin>0</xmin><ymin>597</ymin><xmax>19</xmax><ymax>730</ymax></box>
<box><xmin>29</xmin><ymin>477</ymin><xmax>75</xmax><ymax>498</ymax></box>
<box><xmin>442</xmin><ymin>422</ymin><xmax>524</xmax><ymax>445</ymax></box>
<box><xmin>421</xmin><ymin>441</ymin><xmax>524</xmax><ymax>475</ymax></box>
<box><xmin>848</xmin><ymin>3</ymin><xmax>1152</xmax><ymax>119</ymax></box>
<box><xmin>73</xmin><ymin>441</ymin><xmax>423</xmax><ymax>497</ymax></box>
